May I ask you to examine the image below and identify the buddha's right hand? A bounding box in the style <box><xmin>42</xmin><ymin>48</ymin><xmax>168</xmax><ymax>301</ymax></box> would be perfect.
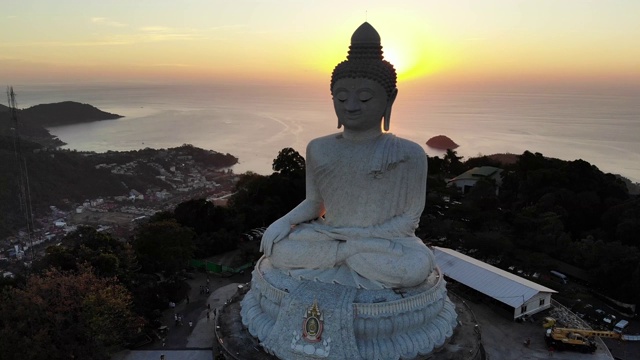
<box><xmin>260</xmin><ymin>218</ymin><xmax>292</xmax><ymax>257</ymax></box>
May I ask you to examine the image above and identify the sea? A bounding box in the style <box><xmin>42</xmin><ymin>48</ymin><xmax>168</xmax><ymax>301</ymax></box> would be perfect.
<box><xmin>9</xmin><ymin>82</ymin><xmax>640</xmax><ymax>183</ymax></box>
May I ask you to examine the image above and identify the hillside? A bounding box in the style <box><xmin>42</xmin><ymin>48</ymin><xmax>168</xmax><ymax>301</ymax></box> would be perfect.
<box><xmin>0</xmin><ymin>140</ymin><xmax>238</xmax><ymax>238</ymax></box>
<box><xmin>21</xmin><ymin>101</ymin><xmax>123</xmax><ymax>126</ymax></box>
<box><xmin>1</xmin><ymin>101</ymin><xmax>122</xmax><ymax>147</ymax></box>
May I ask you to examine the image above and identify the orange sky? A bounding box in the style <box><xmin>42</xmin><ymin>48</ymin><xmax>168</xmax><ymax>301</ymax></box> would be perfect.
<box><xmin>2</xmin><ymin>1</ymin><xmax>639</xmax><ymax>93</ymax></box>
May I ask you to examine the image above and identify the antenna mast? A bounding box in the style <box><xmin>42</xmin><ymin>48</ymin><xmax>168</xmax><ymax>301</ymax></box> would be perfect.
<box><xmin>7</xmin><ymin>86</ymin><xmax>36</xmax><ymax>261</ymax></box>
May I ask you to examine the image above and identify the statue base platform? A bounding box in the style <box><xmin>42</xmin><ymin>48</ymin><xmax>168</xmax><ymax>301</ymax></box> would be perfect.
<box><xmin>239</xmin><ymin>257</ymin><xmax>458</xmax><ymax>360</ymax></box>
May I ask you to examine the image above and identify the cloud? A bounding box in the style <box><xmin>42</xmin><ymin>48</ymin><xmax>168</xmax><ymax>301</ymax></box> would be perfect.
<box><xmin>140</xmin><ymin>26</ymin><xmax>172</xmax><ymax>32</ymax></box>
<box><xmin>0</xmin><ymin>25</ymin><xmax>203</xmax><ymax>48</ymax></box>
<box><xmin>0</xmin><ymin>23</ymin><xmax>205</xmax><ymax>49</ymax></box>
<box><xmin>133</xmin><ymin>26</ymin><xmax>204</xmax><ymax>41</ymax></box>
<box><xmin>91</xmin><ymin>17</ymin><xmax>127</xmax><ymax>27</ymax></box>
<box><xmin>209</xmin><ymin>24</ymin><xmax>247</xmax><ymax>31</ymax></box>
<box><xmin>0</xmin><ymin>40</ymin><xmax>132</xmax><ymax>47</ymax></box>
<box><xmin>149</xmin><ymin>63</ymin><xmax>192</xmax><ymax>67</ymax></box>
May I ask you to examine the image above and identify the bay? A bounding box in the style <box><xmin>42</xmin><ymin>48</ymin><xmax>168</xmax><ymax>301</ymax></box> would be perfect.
<box><xmin>12</xmin><ymin>83</ymin><xmax>640</xmax><ymax>182</ymax></box>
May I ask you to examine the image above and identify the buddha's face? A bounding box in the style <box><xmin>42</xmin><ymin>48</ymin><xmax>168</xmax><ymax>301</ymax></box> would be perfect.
<box><xmin>332</xmin><ymin>78</ymin><xmax>389</xmax><ymax>132</ymax></box>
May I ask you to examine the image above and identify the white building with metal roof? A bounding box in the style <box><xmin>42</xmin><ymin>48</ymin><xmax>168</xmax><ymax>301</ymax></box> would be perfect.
<box><xmin>434</xmin><ymin>247</ymin><xmax>557</xmax><ymax>320</ymax></box>
<box><xmin>447</xmin><ymin>166</ymin><xmax>503</xmax><ymax>194</ymax></box>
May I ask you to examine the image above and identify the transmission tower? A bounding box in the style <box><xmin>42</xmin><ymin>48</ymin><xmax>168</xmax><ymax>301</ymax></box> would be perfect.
<box><xmin>7</xmin><ymin>86</ymin><xmax>36</xmax><ymax>261</ymax></box>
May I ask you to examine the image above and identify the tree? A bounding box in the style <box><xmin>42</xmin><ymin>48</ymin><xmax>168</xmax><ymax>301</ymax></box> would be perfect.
<box><xmin>227</xmin><ymin>172</ymin><xmax>272</xmax><ymax>228</ymax></box>
<box><xmin>172</xmin><ymin>198</ymin><xmax>242</xmax><ymax>258</ymax></box>
<box><xmin>193</xmin><ymin>228</ymin><xmax>239</xmax><ymax>259</ymax></box>
<box><xmin>174</xmin><ymin>198</ymin><xmax>238</xmax><ymax>234</ymax></box>
<box><xmin>442</xmin><ymin>149</ymin><xmax>465</xmax><ymax>176</ymax></box>
<box><xmin>465</xmin><ymin>178</ymin><xmax>499</xmax><ymax>211</ymax></box>
<box><xmin>272</xmin><ymin>147</ymin><xmax>305</xmax><ymax>175</ymax></box>
<box><xmin>465</xmin><ymin>231</ymin><xmax>514</xmax><ymax>259</ymax></box>
<box><xmin>229</xmin><ymin>158</ymin><xmax>306</xmax><ymax>230</ymax></box>
<box><xmin>427</xmin><ymin>155</ymin><xmax>444</xmax><ymax>175</ymax></box>
<box><xmin>133</xmin><ymin>219</ymin><xmax>195</xmax><ymax>275</ymax></box>
<box><xmin>588</xmin><ymin>241</ymin><xmax>640</xmax><ymax>302</ymax></box>
<box><xmin>0</xmin><ymin>265</ymin><xmax>144</xmax><ymax>360</ymax></box>
<box><xmin>36</xmin><ymin>226</ymin><xmax>138</xmax><ymax>280</ymax></box>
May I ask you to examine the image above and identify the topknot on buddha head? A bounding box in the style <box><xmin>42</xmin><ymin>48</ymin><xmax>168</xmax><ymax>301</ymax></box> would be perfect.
<box><xmin>331</xmin><ymin>22</ymin><xmax>397</xmax><ymax>99</ymax></box>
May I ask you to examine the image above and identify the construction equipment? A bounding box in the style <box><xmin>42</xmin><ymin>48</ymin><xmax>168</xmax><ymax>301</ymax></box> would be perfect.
<box><xmin>543</xmin><ymin>317</ymin><xmax>623</xmax><ymax>353</ymax></box>
<box><xmin>545</xmin><ymin>327</ymin><xmax>622</xmax><ymax>353</ymax></box>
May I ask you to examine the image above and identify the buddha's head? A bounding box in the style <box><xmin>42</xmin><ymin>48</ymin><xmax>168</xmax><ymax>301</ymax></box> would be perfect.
<box><xmin>331</xmin><ymin>22</ymin><xmax>398</xmax><ymax>131</ymax></box>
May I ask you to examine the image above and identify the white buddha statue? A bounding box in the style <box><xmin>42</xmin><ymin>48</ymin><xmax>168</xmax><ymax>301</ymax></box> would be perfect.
<box><xmin>241</xmin><ymin>23</ymin><xmax>457</xmax><ymax>360</ymax></box>
<box><xmin>260</xmin><ymin>22</ymin><xmax>434</xmax><ymax>290</ymax></box>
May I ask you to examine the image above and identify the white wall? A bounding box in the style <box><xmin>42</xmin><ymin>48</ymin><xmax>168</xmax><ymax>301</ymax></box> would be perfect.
<box><xmin>450</xmin><ymin>179</ymin><xmax>476</xmax><ymax>193</ymax></box>
<box><xmin>512</xmin><ymin>292</ymin><xmax>553</xmax><ymax>319</ymax></box>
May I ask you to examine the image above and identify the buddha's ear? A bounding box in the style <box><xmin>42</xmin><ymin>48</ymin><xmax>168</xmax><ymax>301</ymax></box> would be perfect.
<box><xmin>333</xmin><ymin>93</ymin><xmax>343</xmax><ymax>129</ymax></box>
<box><xmin>383</xmin><ymin>88</ymin><xmax>398</xmax><ymax>131</ymax></box>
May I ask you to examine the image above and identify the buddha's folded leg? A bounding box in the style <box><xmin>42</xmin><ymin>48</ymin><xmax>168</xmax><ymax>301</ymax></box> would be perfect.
<box><xmin>269</xmin><ymin>237</ymin><xmax>341</xmax><ymax>270</ymax></box>
<box><xmin>345</xmin><ymin>248</ymin><xmax>432</xmax><ymax>288</ymax></box>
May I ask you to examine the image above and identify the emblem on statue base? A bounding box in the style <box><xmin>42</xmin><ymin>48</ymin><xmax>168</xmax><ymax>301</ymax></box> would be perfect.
<box><xmin>302</xmin><ymin>299</ymin><xmax>324</xmax><ymax>342</ymax></box>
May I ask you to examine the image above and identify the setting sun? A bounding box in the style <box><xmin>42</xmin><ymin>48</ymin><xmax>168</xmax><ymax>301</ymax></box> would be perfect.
<box><xmin>0</xmin><ymin>1</ymin><xmax>638</xmax><ymax>89</ymax></box>
<box><xmin>381</xmin><ymin>46</ymin><xmax>405</xmax><ymax>76</ymax></box>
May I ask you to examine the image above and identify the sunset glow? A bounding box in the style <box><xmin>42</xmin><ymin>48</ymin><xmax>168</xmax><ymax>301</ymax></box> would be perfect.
<box><xmin>1</xmin><ymin>1</ymin><xmax>639</xmax><ymax>93</ymax></box>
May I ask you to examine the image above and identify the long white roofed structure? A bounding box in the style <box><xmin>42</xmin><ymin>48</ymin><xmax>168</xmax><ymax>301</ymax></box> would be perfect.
<box><xmin>434</xmin><ymin>247</ymin><xmax>557</xmax><ymax>319</ymax></box>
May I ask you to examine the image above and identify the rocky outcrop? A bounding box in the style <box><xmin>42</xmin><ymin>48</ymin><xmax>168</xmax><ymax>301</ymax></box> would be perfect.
<box><xmin>426</xmin><ymin>135</ymin><xmax>458</xmax><ymax>150</ymax></box>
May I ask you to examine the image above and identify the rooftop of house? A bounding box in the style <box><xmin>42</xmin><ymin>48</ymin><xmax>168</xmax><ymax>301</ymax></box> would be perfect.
<box><xmin>449</xmin><ymin>166</ymin><xmax>503</xmax><ymax>182</ymax></box>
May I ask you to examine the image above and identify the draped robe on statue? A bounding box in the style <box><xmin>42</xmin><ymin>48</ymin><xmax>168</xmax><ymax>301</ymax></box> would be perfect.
<box><xmin>269</xmin><ymin>132</ymin><xmax>434</xmax><ymax>289</ymax></box>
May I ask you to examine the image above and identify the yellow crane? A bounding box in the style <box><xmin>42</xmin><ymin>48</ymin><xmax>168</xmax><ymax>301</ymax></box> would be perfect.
<box><xmin>543</xmin><ymin>317</ymin><xmax>622</xmax><ymax>353</ymax></box>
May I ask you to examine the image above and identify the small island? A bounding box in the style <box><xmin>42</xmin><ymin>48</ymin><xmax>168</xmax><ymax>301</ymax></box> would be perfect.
<box><xmin>426</xmin><ymin>135</ymin><xmax>459</xmax><ymax>150</ymax></box>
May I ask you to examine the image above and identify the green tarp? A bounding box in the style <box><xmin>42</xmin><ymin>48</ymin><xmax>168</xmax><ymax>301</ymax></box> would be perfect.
<box><xmin>189</xmin><ymin>259</ymin><xmax>250</xmax><ymax>274</ymax></box>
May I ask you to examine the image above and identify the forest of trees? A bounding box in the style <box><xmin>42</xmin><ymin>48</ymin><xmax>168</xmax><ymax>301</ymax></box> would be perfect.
<box><xmin>423</xmin><ymin>149</ymin><xmax>640</xmax><ymax>304</ymax></box>
<box><xmin>0</xmin><ymin>147</ymin><xmax>305</xmax><ymax>360</ymax></box>
<box><xmin>0</xmin><ymin>146</ymin><xmax>638</xmax><ymax>359</ymax></box>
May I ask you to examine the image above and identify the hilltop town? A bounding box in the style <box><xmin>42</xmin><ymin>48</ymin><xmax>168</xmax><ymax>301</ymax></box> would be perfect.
<box><xmin>0</xmin><ymin>143</ymin><xmax>238</xmax><ymax>273</ymax></box>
